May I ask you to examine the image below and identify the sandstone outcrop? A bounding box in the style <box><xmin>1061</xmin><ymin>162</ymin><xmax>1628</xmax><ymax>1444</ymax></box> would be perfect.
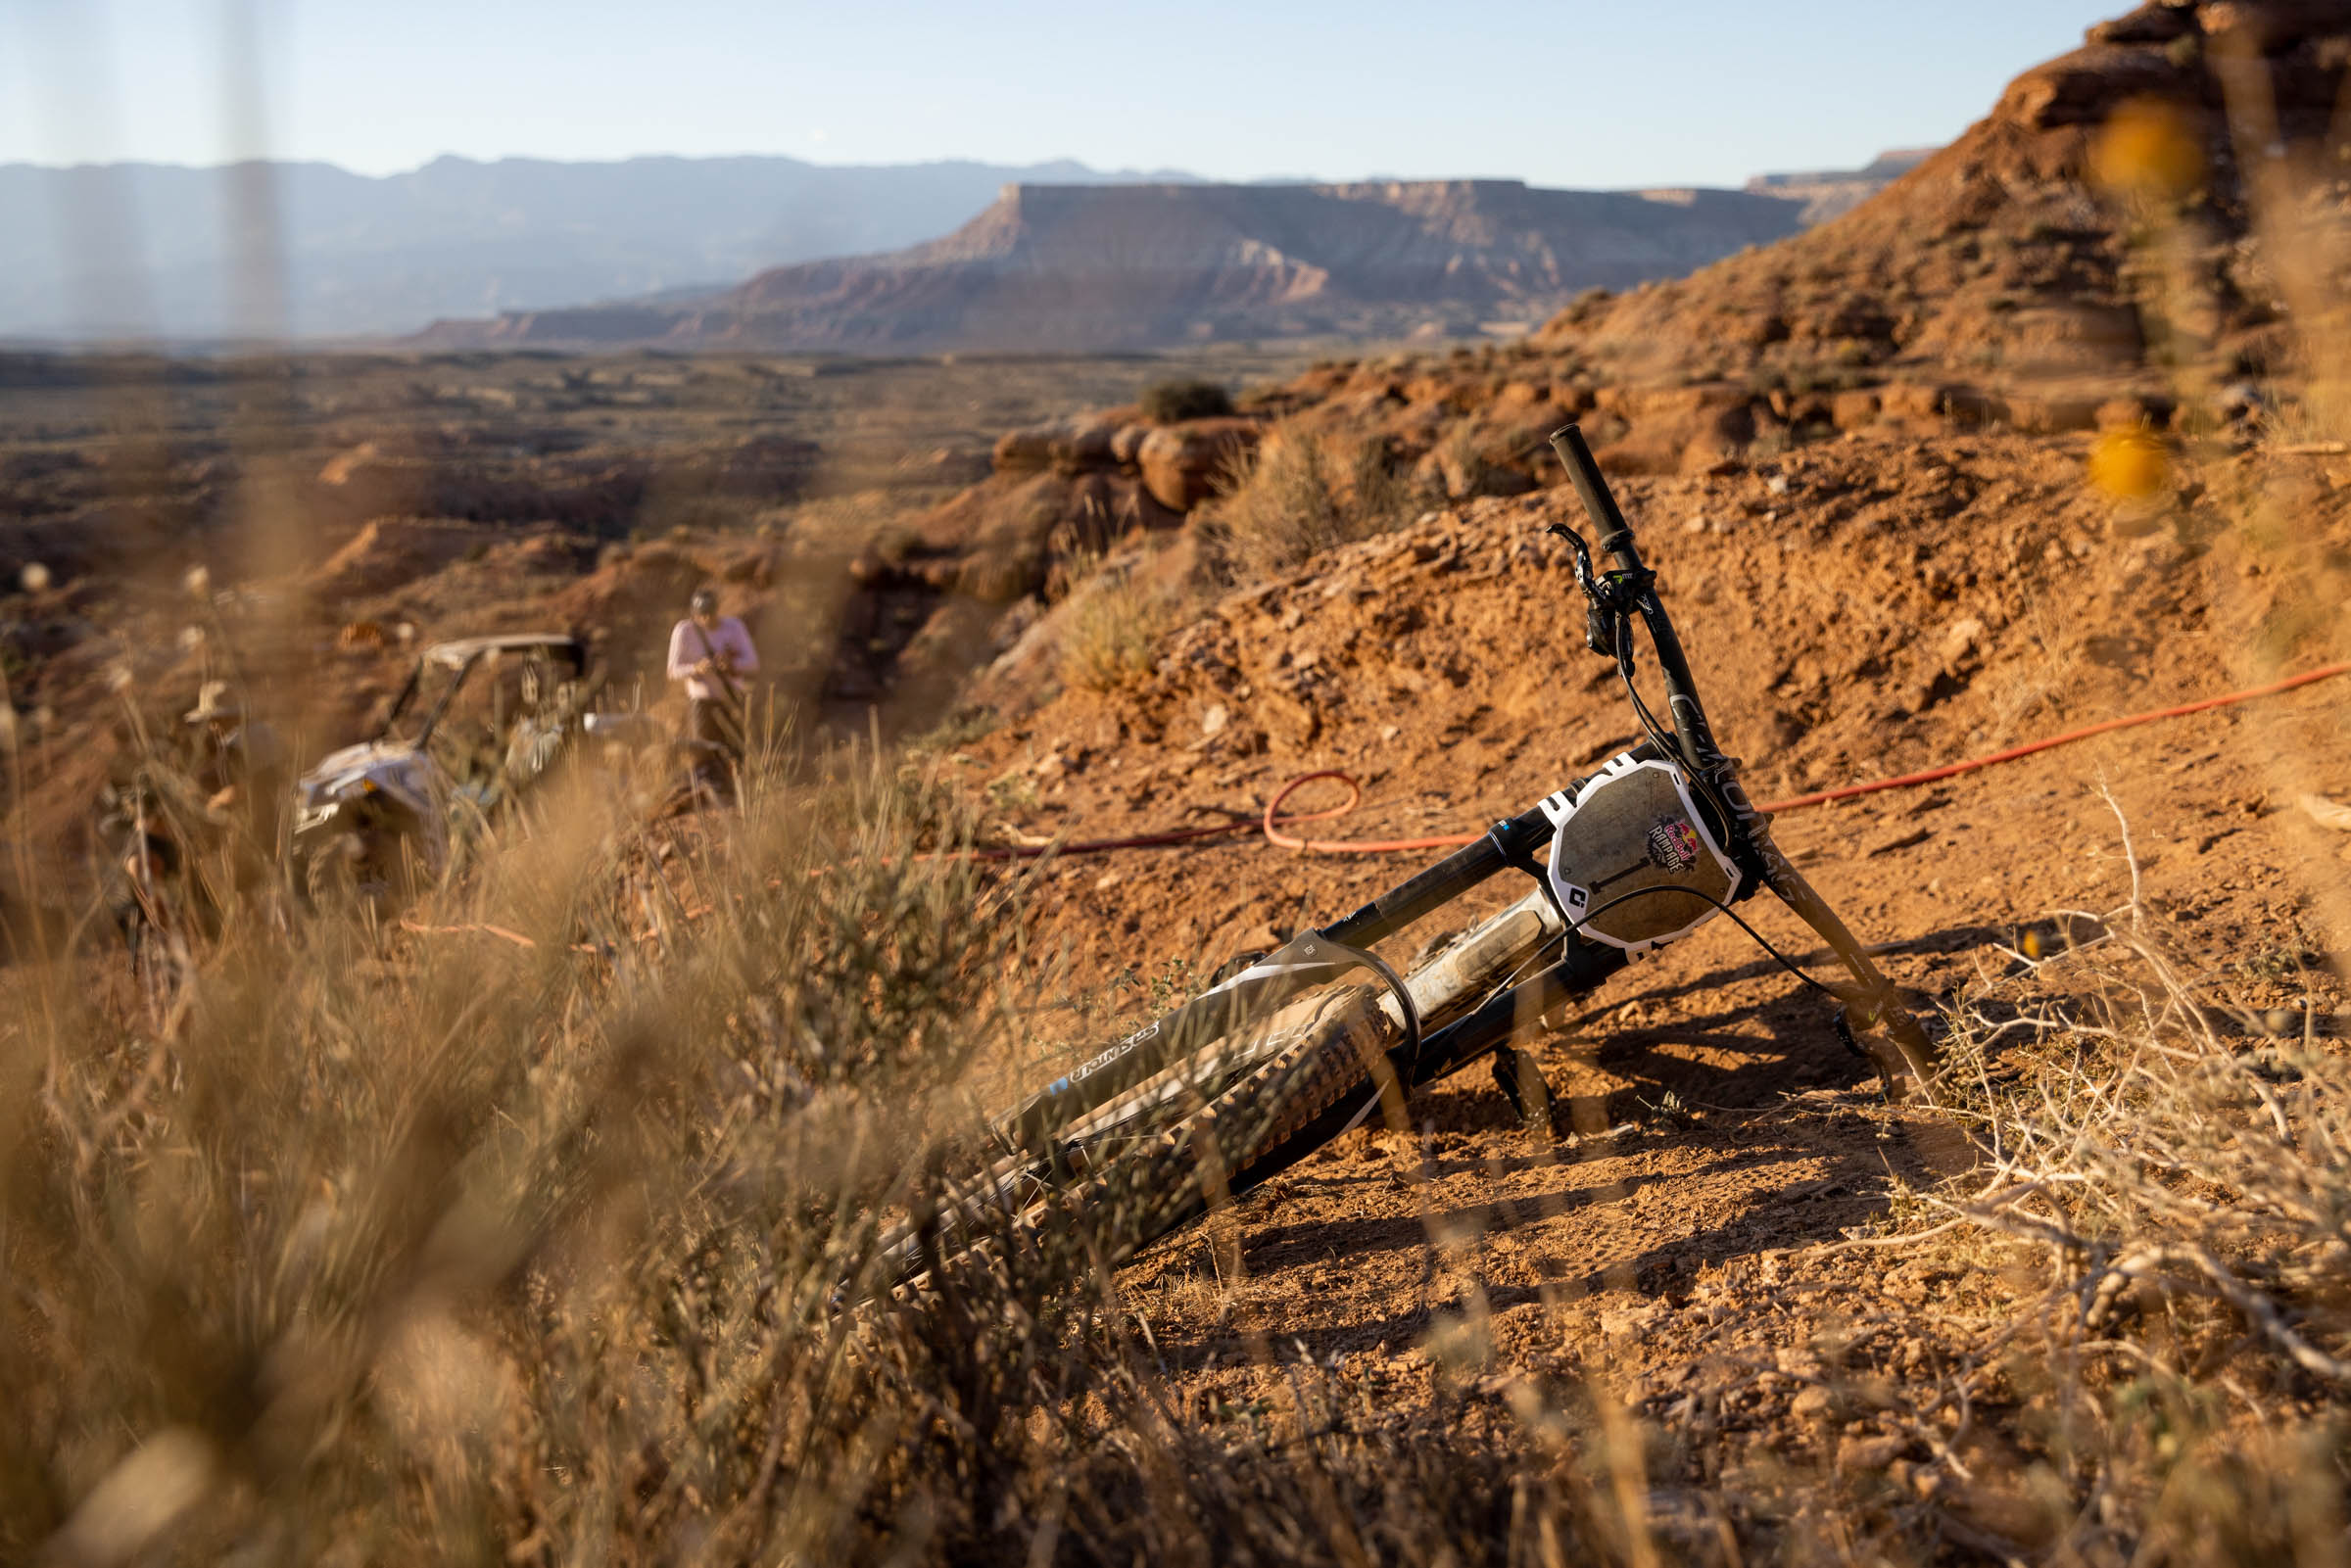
<box><xmin>1530</xmin><ymin>0</ymin><xmax>2351</xmax><ymax>441</ymax></box>
<box><xmin>1136</xmin><ymin>419</ymin><xmax>1260</xmax><ymax>511</ymax></box>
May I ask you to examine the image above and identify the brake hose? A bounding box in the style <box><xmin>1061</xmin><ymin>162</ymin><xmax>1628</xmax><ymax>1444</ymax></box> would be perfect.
<box><xmin>1568</xmin><ymin>883</ymin><xmax>1846</xmax><ymax>999</ymax></box>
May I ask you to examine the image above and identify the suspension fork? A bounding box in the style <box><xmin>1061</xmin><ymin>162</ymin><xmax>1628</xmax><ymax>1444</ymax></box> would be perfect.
<box><xmin>1548</xmin><ymin>424</ymin><xmax>1938</xmax><ymax>1092</ymax></box>
<box><xmin>1197</xmin><ymin>937</ymin><xmax>1630</xmax><ymax>1212</ymax></box>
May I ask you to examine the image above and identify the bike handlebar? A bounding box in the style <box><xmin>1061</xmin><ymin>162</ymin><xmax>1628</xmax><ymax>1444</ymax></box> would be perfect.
<box><xmin>1548</xmin><ymin>426</ymin><xmax>1639</xmax><ymax>568</ymax></box>
<box><xmin>1548</xmin><ymin>424</ymin><xmax>1730</xmax><ymax>784</ymax></box>
<box><xmin>1545</xmin><ymin>423</ymin><xmax>1941</xmax><ymax>1095</ymax></box>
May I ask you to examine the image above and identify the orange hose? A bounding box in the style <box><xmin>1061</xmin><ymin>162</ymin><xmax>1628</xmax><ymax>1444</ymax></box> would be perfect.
<box><xmin>403</xmin><ymin>661</ymin><xmax>2351</xmax><ymax>945</ymax></box>
<box><xmin>1260</xmin><ymin>771</ymin><xmax>1482</xmax><ymax>854</ymax></box>
<box><xmin>1238</xmin><ymin>658</ymin><xmax>2351</xmax><ymax>856</ymax></box>
<box><xmin>1753</xmin><ymin>660</ymin><xmax>2350</xmax><ymax>814</ymax></box>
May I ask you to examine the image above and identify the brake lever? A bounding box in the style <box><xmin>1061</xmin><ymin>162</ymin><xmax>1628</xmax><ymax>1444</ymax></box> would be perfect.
<box><xmin>1545</xmin><ymin>522</ymin><xmax>1620</xmax><ymax>659</ymax></box>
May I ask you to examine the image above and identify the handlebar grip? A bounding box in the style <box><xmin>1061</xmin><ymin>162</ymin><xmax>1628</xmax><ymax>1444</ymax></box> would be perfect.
<box><xmin>1547</xmin><ymin>425</ymin><xmax>1638</xmax><ymax>564</ymax></box>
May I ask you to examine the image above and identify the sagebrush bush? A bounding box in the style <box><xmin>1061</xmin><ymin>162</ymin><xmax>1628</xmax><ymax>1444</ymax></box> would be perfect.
<box><xmin>1138</xmin><ymin>378</ymin><xmax>1234</xmax><ymax>424</ymax></box>
<box><xmin>1199</xmin><ymin>431</ymin><xmax>1411</xmax><ymax>584</ymax></box>
<box><xmin>1056</xmin><ymin>554</ymin><xmax>1181</xmax><ymax>694</ymax></box>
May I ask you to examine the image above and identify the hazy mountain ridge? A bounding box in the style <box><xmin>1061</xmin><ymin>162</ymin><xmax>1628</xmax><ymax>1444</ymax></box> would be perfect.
<box><xmin>1743</xmin><ymin>147</ymin><xmax>1939</xmax><ymax>225</ymax></box>
<box><xmin>418</xmin><ymin>177</ymin><xmax>1811</xmax><ymax>353</ymax></box>
<box><xmin>0</xmin><ymin>153</ymin><xmax>1203</xmax><ymax>342</ymax></box>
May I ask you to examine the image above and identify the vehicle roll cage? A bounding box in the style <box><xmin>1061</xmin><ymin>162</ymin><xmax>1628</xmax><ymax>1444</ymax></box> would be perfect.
<box><xmin>371</xmin><ymin>634</ymin><xmax>590</xmax><ymax>752</ymax></box>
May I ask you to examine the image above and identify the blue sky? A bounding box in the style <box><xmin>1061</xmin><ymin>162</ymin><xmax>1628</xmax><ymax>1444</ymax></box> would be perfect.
<box><xmin>6</xmin><ymin>1</ymin><xmax>2123</xmax><ymax>186</ymax></box>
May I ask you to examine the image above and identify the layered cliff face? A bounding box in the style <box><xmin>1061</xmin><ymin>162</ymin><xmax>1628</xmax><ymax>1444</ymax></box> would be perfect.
<box><xmin>417</xmin><ymin>179</ymin><xmax>1808</xmax><ymax>352</ymax></box>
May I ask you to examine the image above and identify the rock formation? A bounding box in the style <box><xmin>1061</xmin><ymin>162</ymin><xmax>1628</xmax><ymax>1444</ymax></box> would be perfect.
<box><xmin>415</xmin><ymin>180</ymin><xmax>1807</xmax><ymax>352</ymax></box>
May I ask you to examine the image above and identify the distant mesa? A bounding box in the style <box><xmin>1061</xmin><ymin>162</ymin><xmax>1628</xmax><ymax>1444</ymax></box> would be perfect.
<box><xmin>5</xmin><ymin>148</ymin><xmax>1938</xmax><ymax>349</ymax></box>
<box><xmin>413</xmin><ymin>178</ymin><xmax>1810</xmax><ymax>353</ymax></box>
<box><xmin>1745</xmin><ymin>147</ymin><xmax>1939</xmax><ymax>226</ymax></box>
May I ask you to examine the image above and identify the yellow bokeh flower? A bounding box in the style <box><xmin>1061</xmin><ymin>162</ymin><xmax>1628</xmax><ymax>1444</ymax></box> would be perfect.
<box><xmin>2089</xmin><ymin>425</ymin><xmax>2171</xmax><ymax>500</ymax></box>
<box><xmin>2091</xmin><ymin>99</ymin><xmax>2204</xmax><ymax>202</ymax></box>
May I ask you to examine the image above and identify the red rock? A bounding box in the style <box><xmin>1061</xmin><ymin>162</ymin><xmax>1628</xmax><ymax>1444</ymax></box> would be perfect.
<box><xmin>1050</xmin><ymin>417</ymin><xmax>1124</xmax><ymax>473</ymax></box>
<box><xmin>993</xmin><ymin>423</ymin><xmax>1061</xmax><ymax>474</ymax></box>
<box><xmin>1832</xmin><ymin>389</ymin><xmax>1883</xmax><ymax>429</ymax></box>
<box><xmin>1110</xmin><ymin>423</ymin><xmax>1152</xmax><ymax>466</ymax></box>
<box><xmin>1137</xmin><ymin>418</ymin><xmax>1260</xmax><ymax>512</ymax></box>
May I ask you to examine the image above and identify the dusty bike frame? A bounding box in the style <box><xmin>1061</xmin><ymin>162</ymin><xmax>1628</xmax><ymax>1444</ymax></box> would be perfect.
<box><xmin>887</xmin><ymin>425</ymin><xmax>1939</xmax><ymax>1287</ymax></box>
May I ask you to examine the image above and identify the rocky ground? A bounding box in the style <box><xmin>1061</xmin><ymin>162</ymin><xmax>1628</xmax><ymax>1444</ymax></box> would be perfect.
<box><xmin>0</xmin><ymin>342</ymin><xmax>1319</xmax><ymax>900</ymax></box>
<box><xmin>928</xmin><ymin>424</ymin><xmax>2349</xmax><ymax>1544</ymax></box>
<box><xmin>951</xmin><ymin>428</ymin><xmax>2350</xmax><ymax>1010</ymax></box>
<box><xmin>5</xmin><ymin>4</ymin><xmax>2349</xmax><ymax>1555</ymax></box>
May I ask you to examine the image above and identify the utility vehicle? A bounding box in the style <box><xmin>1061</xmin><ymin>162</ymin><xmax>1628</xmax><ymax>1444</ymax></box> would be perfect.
<box><xmin>291</xmin><ymin>633</ymin><xmax>591</xmax><ymax>914</ymax></box>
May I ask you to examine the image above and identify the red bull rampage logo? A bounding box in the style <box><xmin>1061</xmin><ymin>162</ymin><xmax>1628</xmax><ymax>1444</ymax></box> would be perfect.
<box><xmin>1646</xmin><ymin>816</ymin><xmax>1701</xmax><ymax>873</ymax></box>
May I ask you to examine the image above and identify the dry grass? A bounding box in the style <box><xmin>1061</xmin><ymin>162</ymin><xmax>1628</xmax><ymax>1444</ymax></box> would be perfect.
<box><xmin>1054</xmin><ymin>549</ymin><xmax>1186</xmax><ymax>695</ymax></box>
<box><xmin>1198</xmin><ymin>430</ymin><xmax>1413</xmax><ymax>583</ymax></box>
<box><xmin>1842</xmin><ymin>828</ymin><xmax>2351</xmax><ymax>1562</ymax></box>
<box><xmin>11</xmin><ymin>709</ymin><xmax>2346</xmax><ymax>1566</ymax></box>
<box><xmin>0</xmin><ymin>752</ymin><xmax>1677</xmax><ymax>1566</ymax></box>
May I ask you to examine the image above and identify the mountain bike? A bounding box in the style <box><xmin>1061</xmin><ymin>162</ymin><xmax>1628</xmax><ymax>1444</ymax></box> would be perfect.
<box><xmin>872</xmin><ymin>425</ymin><xmax>1940</xmax><ymax>1296</ymax></box>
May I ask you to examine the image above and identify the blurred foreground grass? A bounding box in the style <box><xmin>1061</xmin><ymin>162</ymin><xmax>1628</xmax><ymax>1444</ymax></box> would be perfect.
<box><xmin>3</xmin><ymin>743</ymin><xmax>2347</xmax><ymax>1565</ymax></box>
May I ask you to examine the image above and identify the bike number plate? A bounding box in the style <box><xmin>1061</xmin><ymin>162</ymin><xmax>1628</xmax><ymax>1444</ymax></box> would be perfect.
<box><xmin>1540</xmin><ymin>754</ymin><xmax>1741</xmax><ymax>953</ymax></box>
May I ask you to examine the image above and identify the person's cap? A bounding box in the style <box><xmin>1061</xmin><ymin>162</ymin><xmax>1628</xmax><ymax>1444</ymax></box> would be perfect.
<box><xmin>183</xmin><ymin>680</ymin><xmax>240</xmax><ymax>724</ymax></box>
<box><xmin>690</xmin><ymin>588</ymin><xmax>718</xmax><ymax>614</ymax></box>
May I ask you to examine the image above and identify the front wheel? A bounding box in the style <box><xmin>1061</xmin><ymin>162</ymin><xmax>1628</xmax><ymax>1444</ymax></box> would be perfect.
<box><xmin>863</xmin><ymin>989</ymin><xmax>1392</xmax><ymax>1300</ymax></box>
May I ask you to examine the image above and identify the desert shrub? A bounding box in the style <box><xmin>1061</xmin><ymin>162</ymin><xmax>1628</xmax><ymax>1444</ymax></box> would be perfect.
<box><xmin>1199</xmin><ymin>431</ymin><xmax>1411</xmax><ymax>584</ymax></box>
<box><xmin>0</xmin><ymin>753</ymin><xmax>1713</xmax><ymax>1567</ymax></box>
<box><xmin>1056</xmin><ymin>552</ymin><xmax>1181</xmax><ymax>693</ymax></box>
<box><xmin>1936</xmin><ymin>917</ymin><xmax>2351</xmax><ymax>1391</ymax></box>
<box><xmin>1138</xmin><ymin>378</ymin><xmax>1234</xmax><ymax>424</ymax></box>
<box><xmin>2</xmin><ymin>764</ymin><xmax>1023</xmax><ymax>1562</ymax></box>
<box><xmin>1804</xmin><ymin>871</ymin><xmax>2351</xmax><ymax>1563</ymax></box>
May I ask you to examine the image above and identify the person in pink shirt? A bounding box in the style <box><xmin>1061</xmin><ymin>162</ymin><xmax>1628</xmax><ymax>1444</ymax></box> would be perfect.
<box><xmin>667</xmin><ymin>587</ymin><xmax>758</xmax><ymax>768</ymax></box>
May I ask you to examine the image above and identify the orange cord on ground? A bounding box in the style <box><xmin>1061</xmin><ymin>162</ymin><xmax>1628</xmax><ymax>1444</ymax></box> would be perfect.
<box><xmin>1751</xmin><ymin>660</ymin><xmax>2351</xmax><ymax>815</ymax></box>
<box><xmin>407</xmin><ymin>660</ymin><xmax>2349</xmax><ymax>949</ymax></box>
<box><xmin>1238</xmin><ymin>659</ymin><xmax>2351</xmax><ymax>856</ymax></box>
<box><xmin>928</xmin><ymin>658</ymin><xmax>2351</xmax><ymax>863</ymax></box>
